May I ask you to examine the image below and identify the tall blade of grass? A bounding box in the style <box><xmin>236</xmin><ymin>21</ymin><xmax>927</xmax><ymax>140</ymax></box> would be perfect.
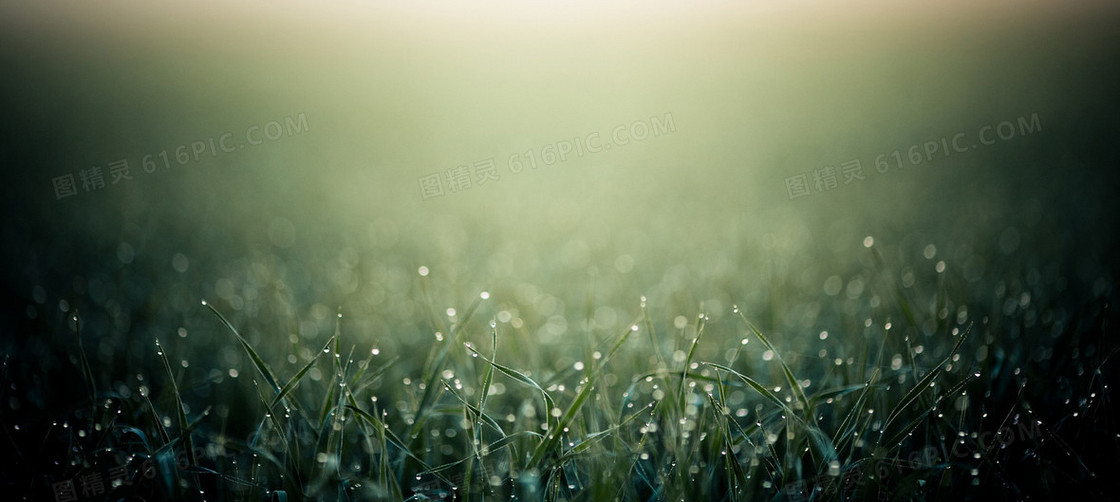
<box><xmin>317</xmin><ymin>374</ymin><xmax>339</xmax><ymax>432</ymax></box>
<box><xmin>250</xmin><ymin>379</ymin><xmax>290</xmax><ymax>451</ymax></box>
<box><xmin>679</xmin><ymin>313</ymin><xmax>706</xmax><ymax>411</ymax></box>
<box><xmin>555</xmin><ymin>406</ymin><xmax>648</xmax><ymax>463</ymax></box>
<box><xmin>204</xmin><ymin>301</ymin><xmax>281</xmax><ymax>394</ymax></box>
<box><xmin>527</xmin><ymin>373</ymin><xmax>596</xmax><ymax>469</ymax></box>
<box><xmin>704</xmin><ymin>384</ymin><xmax>746</xmax><ymax>502</ymax></box>
<box><xmin>831</xmin><ymin>367</ymin><xmax>879</xmax><ymax>448</ymax></box>
<box><xmin>464</xmin><ymin>343</ymin><xmax>557</xmax><ymax>438</ymax></box>
<box><xmin>734</xmin><ymin>310</ymin><xmax>810</xmax><ymax>416</ymax></box>
<box><xmin>477</xmin><ymin>324</ymin><xmax>497</xmax><ymax>436</ymax></box>
<box><xmin>72</xmin><ymin>310</ymin><xmax>97</xmax><ymax>424</ymax></box>
<box><xmin>411</xmin><ymin>293</ymin><xmax>484</xmax><ymax>439</ymax></box>
<box><xmin>883</xmin><ymin>324</ymin><xmax>971</xmax><ymax>434</ymax></box>
<box><xmin>641</xmin><ymin>297</ymin><xmax>666</xmax><ymax>369</ymax></box>
<box><xmin>885</xmin><ymin>373</ymin><xmax>976</xmax><ymax>448</ymax></box>
<box><xmin>702</xmin><ymin>362</ymin><xmax>787</xmax><ymax>411</ymax></box>
<box><xmin>493</xmin><ymin>429</ymin><xmax>544</xmax><ymax>456</ymax></box>
<box><xmin>154</xmin><ymin>338</ymin><xmax>196</xmax><ymax>467</ymax></box>
<box><xmin>139</xmin><ymin>384</ymin><xmax>171</xmax><ymax>446</ymax></box>
<box><xmin>269</xmin><ymin>336</ymin><xmax>335</xmax><ymax>410</ymax></box>
<box><xmin>439</xmin><ymin>382</ymin><xmax>506</xmax><ymax>437</ymax></box>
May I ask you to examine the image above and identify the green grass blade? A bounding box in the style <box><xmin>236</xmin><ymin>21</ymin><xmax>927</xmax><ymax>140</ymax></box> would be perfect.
<box><xmin>154</xmin><ymin>338</ymin><xmax>196</xmax><ymax>467</ymax></box>
<box><xmin>702</xmin><ymin>362</ymin><xmax>787</xmax><ymax>411</ymax></box>
<box><xmin>528</xmin><ymin>374</ymin><xmax>596</xmax><ymax>468</ymax></box>
<box><xmin>204</xmin><ymin>301</ymin><xmax>281</xmax><ymax>394</ymax></box>
<box><xmin>883</xmin><ymin>324</ymin><xmax>971</xmax><ymax>433</ymax></box>
<box><xmin>734</xmin><ymin>311</ymin><xmax>811</xmax><ymax>414</ymax></box>
<box><xmin>269</xmin><ymin>336</ymin><xmax>335</xmax><ymax>410</ymax></box>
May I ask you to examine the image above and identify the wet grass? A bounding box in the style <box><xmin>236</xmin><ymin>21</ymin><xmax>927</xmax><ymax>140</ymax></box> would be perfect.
<box><xmin>2</xmin><ymin>236</ymin><xmax>1114</xmax><ymax>502</ymax></box>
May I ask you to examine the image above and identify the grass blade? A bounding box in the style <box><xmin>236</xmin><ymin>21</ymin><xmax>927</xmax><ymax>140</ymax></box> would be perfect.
<box><xmin>204</xmin><ymin>301</ymin><xmax>281</xmax><ymax>394</ymax></box>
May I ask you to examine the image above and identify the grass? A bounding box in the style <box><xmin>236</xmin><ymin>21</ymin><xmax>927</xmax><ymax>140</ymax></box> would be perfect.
<box><xmin>1</xmin><ymin>239</ymin><xmax>1115</xmax><ymax>502</ymax></box>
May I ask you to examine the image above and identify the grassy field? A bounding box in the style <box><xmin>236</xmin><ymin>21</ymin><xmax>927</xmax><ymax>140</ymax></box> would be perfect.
<box><xmin>3</xmin><ymin>231</ymin><xmax>1116</xmax><ymax>501</ymax></box>
<box><xmin>2</xmin><ymin>1</ymin><xmax>1119</xmax><ymax>501</ymax></box>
